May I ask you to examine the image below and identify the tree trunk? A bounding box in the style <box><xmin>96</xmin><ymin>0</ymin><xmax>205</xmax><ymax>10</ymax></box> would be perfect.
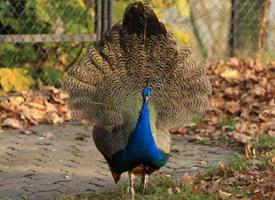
<box><xmin>229</xmin><ymin>0</ymin><xmax>265</xmax><ymax>58</ymax></box>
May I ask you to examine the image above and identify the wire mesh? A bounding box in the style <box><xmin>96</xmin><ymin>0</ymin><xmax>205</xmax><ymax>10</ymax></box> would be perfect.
<box><xmin>0</xmin><ymin>0</ymin><xmax>275</xmax><ymax>74</ymax></box>
<box><xmin>0</xmin><ymin>0</ymin><xmax>95</xmax><ymax>77</ymax></box>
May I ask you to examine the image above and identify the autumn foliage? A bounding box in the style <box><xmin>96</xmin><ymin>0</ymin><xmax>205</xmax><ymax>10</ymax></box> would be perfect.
<box><xmin>175</xmin><ymin>58</ymin><xmax>275</xmax><ymax>144</ymax></box>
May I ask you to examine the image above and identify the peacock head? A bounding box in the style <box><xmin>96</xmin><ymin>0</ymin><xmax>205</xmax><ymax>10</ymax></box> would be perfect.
<box><xmin>143</xmin><ymin>79</ymin><xmax>152</xmax><ymax>103</ymax></box>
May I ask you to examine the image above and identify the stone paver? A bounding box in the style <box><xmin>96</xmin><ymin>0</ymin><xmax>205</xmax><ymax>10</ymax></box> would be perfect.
<box><xmin>0</xmin><ymin>124</ymin><xmax>234</xmax><ymax>199</ymax></box>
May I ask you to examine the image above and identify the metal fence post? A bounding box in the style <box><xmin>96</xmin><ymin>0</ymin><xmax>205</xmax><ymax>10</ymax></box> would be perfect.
<box><xmin>95</xmin><ymin>0</ymin><xmax>113</xmax><ymax>43</ymax></box>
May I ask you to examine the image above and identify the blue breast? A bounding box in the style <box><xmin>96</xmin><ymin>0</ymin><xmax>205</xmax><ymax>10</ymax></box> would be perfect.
<box><xmin>111</xmin><ymin>100</ymin><xmax>169</xmax><ymax>173</ymax></box>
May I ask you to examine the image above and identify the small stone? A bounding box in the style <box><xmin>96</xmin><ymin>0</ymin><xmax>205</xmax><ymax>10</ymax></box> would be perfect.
<box><xmin>20</xmin><ymin>130</ymin><xmax>34</xmax><ymax>135</ymax></box>
<box><xmin>199</xmin><ymin>160</ymin><xmax>208</xmax><ymax>165</ymax></box>
<box><xmin>64</xmin><ymin>175</ymin><xmax>71</xmax><ymax>179</ymax></box>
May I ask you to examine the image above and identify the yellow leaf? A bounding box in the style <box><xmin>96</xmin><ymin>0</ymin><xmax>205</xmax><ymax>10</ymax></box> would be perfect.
<box><xmin>220</xmin><ymin>67</ymin><xmax>241</xmax><ymax>81</ymax></box>
<box><xmin>71</xmin><ymin>0</ymin><xmax>86</xmax><ymax>8</ymax></box>
<box><xmin>176</xmin><ymin>0</ymin><xmax>190</xmax><ymax>17</ymax></box>
<box><xmin>151</xmin><ymin>0</ymin><xmax>174</xmax><ymax>20</ymax></box>
<box><xmin>170</xmin><ymin>26</ymin><xmax>190</xmax><ymax>44</ymax></box>
<box><xmin>0</xmin><ymin>68</ymin><xmax>33</xmax><ymax>92</ymax></box>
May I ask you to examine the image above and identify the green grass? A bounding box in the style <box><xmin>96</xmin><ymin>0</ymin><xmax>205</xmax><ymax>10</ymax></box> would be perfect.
<box><xmin>216</xmin><ymin>118</ymin><xmax>238</xmax><ymax>132</ymax></box>
<box><xmin>250</xmin><ymin>134</ymin><xmax>275</xmax><ymax>152</ymax></box>
<box><xmin>262</xmin><ymin>51</ymin><xmax>275</xmax><ymax>63</ymax></box>
<box><xmin>224</xmin><ymin>187</ymin><xmax>251</xmax><ymax>198</ymax></box>
<box><xmin>194</xmin><ymin>138</ymin><xmax>210</xmax><ymax>145</ymax></box>
<box><xmin>59</xmin><ymin>176</ymin><xmax>219</xmax><ymax>200</ymax></box>
<box><xmin>3</xmin><ymin>134</ymin><xmax>274</xmax><ymax>200</ymax></box>
<box><xmin>205</xmin><ymin>154</ymin><xmax>255</xmax><ymax>177</ymax></box>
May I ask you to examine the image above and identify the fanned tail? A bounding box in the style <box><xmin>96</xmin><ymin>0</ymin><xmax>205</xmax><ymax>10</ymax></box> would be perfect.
<box><xmin>63</xmin><ymin>2</ymin><xmax>211</xmax><ymax>157</ymax></box>
<box><xmin>122</xmin><ymin>2</ymin><xmax>167</xmax><ymax>36</ymax></box>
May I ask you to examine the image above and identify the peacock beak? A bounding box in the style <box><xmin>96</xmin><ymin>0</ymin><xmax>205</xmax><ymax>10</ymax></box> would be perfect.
<box><xmin>145</xmin><ymin>96</ymin><xmax>149</xmax><ymax>103</ymax></box>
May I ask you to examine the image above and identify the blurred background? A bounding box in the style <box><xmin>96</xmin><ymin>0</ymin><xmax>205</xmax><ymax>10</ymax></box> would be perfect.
<box><xmin>0</xmin><ymin>0</ymin><xmax>275</xmax><ymax>91</ymax></box>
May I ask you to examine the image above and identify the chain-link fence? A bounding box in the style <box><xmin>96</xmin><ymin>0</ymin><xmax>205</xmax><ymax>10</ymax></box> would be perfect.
<box><xmin>0</xmin><ymin>0</ymin><xmax>275</xmax><ymax>76</ymax></box>
<box><xmin>0</xmin><ymin>0</ymin><xmax>95</xmax><ymax>86</ymax></box>
<box><xmin>162</xmin><ymin>0</ymin><xmax>275</xmax><ymax>61</ymax></box>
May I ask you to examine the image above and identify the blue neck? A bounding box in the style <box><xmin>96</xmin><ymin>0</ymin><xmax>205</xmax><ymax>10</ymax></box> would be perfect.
<box><xmin>128</xmin><ymin>100</ymin><xmax>157</xmax><ymax>152</ymax></box>
<box><xmin>111</xmin><ymin>100</ymin><xmax>168</xmax><ymax>173</ymax></box>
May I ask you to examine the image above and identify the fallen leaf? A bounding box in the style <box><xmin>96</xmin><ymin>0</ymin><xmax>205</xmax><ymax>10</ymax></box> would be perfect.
<box><xmin>21</xmin><ymin>106</ymin><xmax>45</xmax><ymax>124</ymax></box>
<box><xmin>26</xmin><ymin>102</ymin><xmax>46</xmax><ymax>111</ymax></box>
<box><xmin>220</xmin><ymin>67</ymin><xmax>240</xmax><ymax>81</ymax></box>
<box><xmin>0</xmin><ymin>68</ymin><xmax>33</xmax><ymax>92</ymax></box>
<box><xmin>225</xmin><ymin>101</ymin><xmax>241</xmax><ymax>113</ymax></box>
<box><xmin>219</xmin><ymin>161</ymin><xmax>231</xmax><ymax>174</ymax></box>
<box><xmin>226</xmin><ymin>57</ymin><xmax>239</xmax><ymax>67</ymax></box>
<box><xmin>245</xmin><ymin>144</ymin><xmax>256</xmax><ymax>158</ymax></box>
<box><xmin>8</xmin><ymin>96</ymin><xmax>25</xmax><ymax>106</ymax></box>
<box><xmin>45</xmin><ymin>112</ymin><xmax>64</xmax><ymax>124</ymax></box>
<box><xmin>219</xmin><ymin>189</ymin><xmax>232</xmax><ymax>199</ymax></box>
<box><xmin>2</xmin><ymin>118</ymin><xmax>22</xmax><ymax>129</ymax></box>
<box><xmin>181</xmin><ymin>172</ymin><xmax>195</xmax><ymax>186</ymax></box>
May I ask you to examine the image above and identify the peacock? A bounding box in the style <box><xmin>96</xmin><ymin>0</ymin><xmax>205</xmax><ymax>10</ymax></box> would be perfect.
<box><xmin>63</xmin><ymin>2</ymin><xmax>211</xmax><ymax>199</ymax></box>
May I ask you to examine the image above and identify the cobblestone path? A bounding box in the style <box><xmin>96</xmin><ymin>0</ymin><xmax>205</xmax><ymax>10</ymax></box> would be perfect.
<box><xmin>0</xmin><ymin>124</ymin><xmax>234</xmax><ymax>199</ymax></box>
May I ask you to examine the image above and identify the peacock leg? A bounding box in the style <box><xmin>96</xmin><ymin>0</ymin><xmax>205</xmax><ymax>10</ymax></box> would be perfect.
<box><xmin>140</xmin><ymin>173</ymin><xmax>149</xmax><ymax>194</ymax></box>
<box><xmin>128</xmin><ymin>171</ymin><xmax>135</xmax><ymax>200</ymax></box>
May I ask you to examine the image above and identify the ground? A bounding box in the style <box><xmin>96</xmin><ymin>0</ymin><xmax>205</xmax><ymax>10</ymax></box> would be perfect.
<box><xmin>0</xmin><ymin>123</ymin><xmax>233</xmax><ymax>200</ymax></box>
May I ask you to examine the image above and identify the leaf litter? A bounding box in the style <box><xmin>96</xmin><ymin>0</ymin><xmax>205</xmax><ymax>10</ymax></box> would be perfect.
<box><xmin>1</xmin><ymin>58</ymin><xmax>275</xmax><ymax>199</ymax></box>
<box><xmin>0</xmin><ymin>86</ymin><xmax>71</xmax><ymax>130</ymax></box>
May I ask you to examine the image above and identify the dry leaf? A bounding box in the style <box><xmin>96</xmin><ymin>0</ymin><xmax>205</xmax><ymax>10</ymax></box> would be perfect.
<box><xmin>220</xmin><ymin>67</ymin><xmax>240</xmax><ymax>81</ymax></box>
<box><xmin>9</xmin><ymin>96</ymin><xmax>25</xmax><ymax>106</ymax></box>
<box><xmin>225</xmin><ymin>101</ymin><xmax>241</xmax><ymax>113</ymax></box>
<box><xmin>245</xmin><ymin>144</ymin><xmax>256</xmax><ymax>158</ymax></box>
<box><xmin>21</xmin><ymin>106</ymin><xmax>45</xmax><ymax>124</ymax></box>
<box><xmin>26</xmin><ymin>102</ymin><xmax>46</xmax><ymax>111</ymax></box>
<box><xmin>226</xmin><ymin>57</ymin><xmax>239</xmax><ymax>67</ymax></box>
<box><xmin>219</xmin><ymin>189</ymin><xmax>232</xmax><ymax>199</ymax></box>
<box><xmin>2</xmin><ymin>118</ymin><xmax>23</xmax><ymax>129</ymax></box>
<box><xmin>181</xmin><ymin>172</ymin><xmax>195</xmax><ymax>186</ymax></box>
<box><xmin>219</xmin><ymin>161</ymin><xmax>231</xmax><ymax>174</ymax></box>
<box><xmin>45</xmin><ymin>112</ymin><xmax>64</xmax><ymax>124</ymax></box>
<box><xmin>45</xmin><ymin>101</ymin><xmax>57</xmax><ymax>112</ymax></box>
<box><xmin>229</xmin><ymin>132</ymin><xmax>252</xmax><ymax>143</ymax></box>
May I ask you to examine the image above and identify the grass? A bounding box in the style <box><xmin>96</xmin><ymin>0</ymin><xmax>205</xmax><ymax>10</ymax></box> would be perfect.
<box><xmin>204</xmin><ymin>153</ymin><xmax>250</xmax><ymax>177</ymax></box>
<box><xmin>2</xmin><ymin>135</ymin><xmax>274</xmax><ymax>200</ymax></box>
<box><xmin>216</xmin><ymin>118</ymin><xmax>238</xmax><ymax>132</ymax></box>
<box><xmin>59</xmin><ymin>134</ymin><xmax>275</xmax><ymax>200</ymax></box>
<box><xmin>59</xmin><ymin>176</ymin><xmax>219</xmax><ymax>200</ymax></box>
<box><xmin>250</xmin><ymin>134</ymin><xmax>275</xmax><ymax>152</ymax></box>
<box><xmin>194</xmin><ymin>138</ymin><xmax>210</xmax><ymax>145</ymax></box>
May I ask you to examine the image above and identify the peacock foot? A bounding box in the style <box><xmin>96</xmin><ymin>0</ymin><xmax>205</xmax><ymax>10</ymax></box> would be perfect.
<box><xmin>128</xmin><ymin>171</ymin><xmax>136</xmax><ymax>200</ymax></box>
<box><xmin>140</xmin><ymin>173</ymin><xmax>149</xmax><ymax>195</ymax></box>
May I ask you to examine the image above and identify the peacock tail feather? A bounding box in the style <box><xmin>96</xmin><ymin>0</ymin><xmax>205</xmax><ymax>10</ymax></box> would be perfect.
<box><xmin>63</xmin><ymin>2</ymin><xmax>211</xmax><ymax>162</ymax></box>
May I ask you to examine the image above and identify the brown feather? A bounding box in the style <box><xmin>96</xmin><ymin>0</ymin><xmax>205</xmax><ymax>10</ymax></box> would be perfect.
<box><xmin>63</xmin><ymin>2</ymin><xmax>211</xmax><ymax>158</ymax></box>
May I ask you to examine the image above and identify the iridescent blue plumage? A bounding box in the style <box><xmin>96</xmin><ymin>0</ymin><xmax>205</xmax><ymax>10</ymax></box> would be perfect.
<box><xmin>111</xmin><ymin>86</ymin><xmax>169</xmax><ymax>173</ymax></box>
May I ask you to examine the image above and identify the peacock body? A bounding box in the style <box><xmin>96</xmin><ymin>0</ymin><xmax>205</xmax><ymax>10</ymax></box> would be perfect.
<box><xmin>63</xmin><ymin>2</ymin><xmax>211</xmax><ymax>198</ymax></box>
